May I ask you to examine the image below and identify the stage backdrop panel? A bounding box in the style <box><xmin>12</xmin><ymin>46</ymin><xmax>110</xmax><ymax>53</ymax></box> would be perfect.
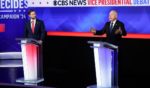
<box><xmin>0</xmin><ymin>0</ymin><xmax>150</xmax><ymax>51</ymax></box>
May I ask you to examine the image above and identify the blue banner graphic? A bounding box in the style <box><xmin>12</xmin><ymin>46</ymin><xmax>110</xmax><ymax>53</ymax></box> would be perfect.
<box><xmin>0</xmin><ymin>0</ymin><xmax>150</xmax><ymax>51</ymax></box>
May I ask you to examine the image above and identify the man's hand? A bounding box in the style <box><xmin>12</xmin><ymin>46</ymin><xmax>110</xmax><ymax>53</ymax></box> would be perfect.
<box><xmin>90</xmin><ymin>27</ymin><xmax>96</xmax><ymax>33</ymax></box>
<box><xmin>38</xmin><ymin>40</ymin><xmax>43</xmax><ymax>44</ymax></box>
<box><xmin>115</xmin><ymin>27</ymin><xmax>122</xmax><ymax>35</ymax></box>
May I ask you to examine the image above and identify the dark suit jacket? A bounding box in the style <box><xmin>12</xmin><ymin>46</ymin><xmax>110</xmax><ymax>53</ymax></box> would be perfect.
<box><xmin>95</xmin><ymin>20</ymin><xmax>127</xmax><ymax>45</ymax></box>
<box><xmin>24</xmin><ymin>19</ymin><xmax>46</xmax><ymax>40</ymax></box>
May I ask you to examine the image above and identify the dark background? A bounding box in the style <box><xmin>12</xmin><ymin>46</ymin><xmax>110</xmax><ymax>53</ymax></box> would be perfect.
<box><xmin>42</xmin><ymin>36</ymin><xmax>150</xmax><ymax>88</ymax></box>
<box><xmin>0</xmin><ymin>36</ymin><xmax>150</xmax><ymax>88</ymax></box>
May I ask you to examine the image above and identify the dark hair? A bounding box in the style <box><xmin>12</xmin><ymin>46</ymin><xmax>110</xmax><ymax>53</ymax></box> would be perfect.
<box><xmin>28</xmin><ymin>9</ymin><xmax>36</xmax><ymax>15</ymax></box>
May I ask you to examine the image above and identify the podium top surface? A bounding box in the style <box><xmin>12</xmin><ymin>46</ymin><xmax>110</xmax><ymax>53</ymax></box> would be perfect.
<box><xmin>16</xmin><ymin>38</ymin><xmax>42</xmax><ymax>45</ymax></box>
<box><xmin>88</xmin><ymin>41</ymin><xmax>118</xmax><ymax>49</ymax></box>
<box><xmin>16</xmin><ymin>38</ymin><xmax>38</xmax><ymax>42</ymax></box>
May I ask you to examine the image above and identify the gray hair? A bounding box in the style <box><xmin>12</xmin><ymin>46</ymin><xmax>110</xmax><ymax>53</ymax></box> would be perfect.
<box><xmin>109</xmin><ymin>10</ymin><xmax>118</xmax><ymax>17</ymax></box>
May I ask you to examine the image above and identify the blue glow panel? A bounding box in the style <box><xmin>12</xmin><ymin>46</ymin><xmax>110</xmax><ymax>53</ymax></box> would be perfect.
<box><xmin>1</xmin><ymin>6</ymin><xmax>150</xmax><ymax>51</ymax></box>
<box><xmin>33</xmin><ymin>7</ymin><xmax>150</xmax><ymax>34</ymax></box>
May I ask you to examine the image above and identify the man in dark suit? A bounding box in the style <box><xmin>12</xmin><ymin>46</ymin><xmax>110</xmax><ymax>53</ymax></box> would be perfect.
<box><xmin>24</xmin><ymin>10</ymin><xmax>45</xmax><ymax>74</ymax></box>
<box><xmin>91</xmin><ymin>10</ymin><xmax>127</xmax><ymax>86</ymax></box>
<box><xmin>24</xmin><ymin>10</ymin><xmax>46</xmax><ymax>43</ymax></box>
<box><xmin>91</xmin><ymin>10</ymin><xmax>127</xmax><ymax>45</ymax></box>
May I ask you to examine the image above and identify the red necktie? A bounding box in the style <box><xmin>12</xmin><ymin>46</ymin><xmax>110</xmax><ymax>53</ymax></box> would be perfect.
<box><xmin>31</xmin><ymin>21</ymin><xmax>35</xmax><ymax>33</ymax></box>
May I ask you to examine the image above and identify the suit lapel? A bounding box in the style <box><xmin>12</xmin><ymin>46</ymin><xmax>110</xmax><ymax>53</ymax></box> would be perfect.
<box><xmin>112</xmin><ymin>20</ymin><xmax>118</xmax><ymax>32</ymax></box>
<box><xmin>27</xmin><ymin>21</ymin><xmax>32</xmax><ymax>33</ymax></box>
<box><xmin>34</xmin><ymin>19</ymin><xmax>39</xmax><ymax>34</ymax></box>
<box><xmin>28</xmin><ymin>19</ymin><xmax>39</xmax><ymax>34</ymax></box>
<box><xmin>107</xmin><ymin>20</ymin><xmax>118</xmax><ymax>34</ymax></box>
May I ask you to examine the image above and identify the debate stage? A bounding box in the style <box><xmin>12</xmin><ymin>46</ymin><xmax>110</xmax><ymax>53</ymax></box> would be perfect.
<box><xmin>1</xmin><ymin>0</ymin><xmax>150</xmax><ymax>87</ymax></box>
<box><xmin>0</xmin><ymin>34</ymin><xmax>150</xmax><ymax>88</ymax></box>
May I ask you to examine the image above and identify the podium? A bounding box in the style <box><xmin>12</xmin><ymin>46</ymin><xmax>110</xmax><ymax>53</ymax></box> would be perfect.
<box><xmin>87</xmin><ymin>41</ymin><xmax>118</xmax><ymax>88</ymax></box>
<box><xmin>16</xmin><ymin>38</ymin><xmax>44</xmax><ymax>84</ymax></box>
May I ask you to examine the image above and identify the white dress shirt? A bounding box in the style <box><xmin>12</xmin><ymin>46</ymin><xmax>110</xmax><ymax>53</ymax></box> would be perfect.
<box><xmin>111</xmin><ymin>20</ymin><xmax>122</xmax><ymax>34</ymax></box>
<box><xmin>110</xmin><ymin>20</ymin><xmax>117</xmax><ymax>28</ymax></box>
<box><xmin>30</xmin><ymin>19</ymin><xmax>36</xmax><ymax>28</ymax></box>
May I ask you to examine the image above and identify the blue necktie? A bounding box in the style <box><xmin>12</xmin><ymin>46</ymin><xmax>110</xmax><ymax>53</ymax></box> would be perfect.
<box><xmin>110</xmin><ymin>22</ymin><xmax>113</xmax><ymax>33</ymax></box>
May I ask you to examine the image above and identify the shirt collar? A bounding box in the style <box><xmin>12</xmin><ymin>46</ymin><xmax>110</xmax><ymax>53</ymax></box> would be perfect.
<box><xmin>30</xmin><ymin>19</ymin><xmax>36</xmax><ymax>22</ymax></box>
<box><xmin>111</xmin><ymin>20</ymin><xmax>117</xmax><ymax>24</ymax></box>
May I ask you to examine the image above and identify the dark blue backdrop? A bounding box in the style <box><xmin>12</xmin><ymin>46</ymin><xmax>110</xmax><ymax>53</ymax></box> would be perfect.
<box><xmin>0</xmin><ymin>7</ymin><xmax>150</xmax><ymax>51</ymax></box>
<box><xmin>34</xmin><ymin>7</ymin><xmax>150</xmax><ymax>33</ymax></box>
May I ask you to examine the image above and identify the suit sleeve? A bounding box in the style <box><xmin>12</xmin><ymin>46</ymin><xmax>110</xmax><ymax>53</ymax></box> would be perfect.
<box><xmin>24</xmin><ymin>23</ymin><xmax>28</xmax><ymax>38</ymax></box>
<box><xmin>40</xmin><ymin>21</ymin><xmax>46</xmax><ymax>40</ymax></box>
<box><xmin>121</xmin><ymin>23</ymin><xmax>127</xmax><ymax>36</ymax></box>
<box><xmin>95</xmin><ymin>23</ymin><xmax>107</xmax><ymax>35</ymax></box>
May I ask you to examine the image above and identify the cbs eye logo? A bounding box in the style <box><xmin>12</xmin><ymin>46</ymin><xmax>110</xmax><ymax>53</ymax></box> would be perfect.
<box><xmin>53</xmin><ymin>0</ymin><xmax>87</xmax><ymax>6</ymax></box>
